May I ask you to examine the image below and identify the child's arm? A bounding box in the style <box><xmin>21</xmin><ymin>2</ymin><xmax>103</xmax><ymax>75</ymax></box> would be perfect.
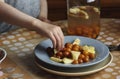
<box><xmin>39</xmin><ymin>0</ymin><xmax>48</xmax><ymax>19</ymax></box>
<box><xmin>0</xmin><ymin>1</ymin><xmax>64</xmax><ymax>50</ymax></box>
<box><xmin>0</xmin><ymin>1</ymin><xmax>39</xmax><ymax>29</ymax></box>
<box><xmin>38</xmin><ymin>0</ymin><xmax>51</xmax><ymax>23</ymax></box>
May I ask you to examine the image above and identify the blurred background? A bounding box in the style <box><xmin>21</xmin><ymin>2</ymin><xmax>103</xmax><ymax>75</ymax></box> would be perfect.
<box><xmin>47</xmin><ymin>0</ymin><xmax>120</xmax><ymax>21</ymax></box>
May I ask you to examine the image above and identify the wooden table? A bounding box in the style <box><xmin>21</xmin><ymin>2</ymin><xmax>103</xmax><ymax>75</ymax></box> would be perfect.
<box><xmin>0</xmin><ymin>19</ymin><xmax>120</xmax><ymax>79</ymax></box>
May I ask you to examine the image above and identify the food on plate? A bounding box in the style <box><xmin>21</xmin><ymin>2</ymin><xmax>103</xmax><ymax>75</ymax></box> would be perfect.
<box><xmin>71</xmin><ymin>51</ymin><xmax>80</xmax><ymax>60</ymax></box>
<box><xmin>46</xmin><ymin>38</ymin><xmax>96</xmax><ymax>64</ymax></box>
<box><xmin>50</xmin><ymin>57</ymin><xmax>63</xmax><ymax>63</ymax></box>
<box><xmin>63</xmin><ymin>58</ymin><xmax>73</xmax><ymax>64</ymax></box>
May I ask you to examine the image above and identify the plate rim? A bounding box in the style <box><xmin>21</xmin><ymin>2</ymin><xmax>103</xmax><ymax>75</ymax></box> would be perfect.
<box><xmin>34</xmin><ymin>36</ymin><xmax>110</xmax><ymax>68</ymax></box>
<box><xmin>35</xmin><ymin>53</ymin><xmax>113</xmax><ymax>76</ymax></box>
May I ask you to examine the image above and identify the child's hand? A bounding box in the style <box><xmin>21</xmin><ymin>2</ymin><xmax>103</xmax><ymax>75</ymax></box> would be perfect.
<box><xmin>45</xmin><ymin>24</ymin><xmax>64</xmax><ymax>50</ymax></box>
<box><xmin>35</xmin><ymin>21</ymin><xmax>64</xmax><ymax>50</ymax></box>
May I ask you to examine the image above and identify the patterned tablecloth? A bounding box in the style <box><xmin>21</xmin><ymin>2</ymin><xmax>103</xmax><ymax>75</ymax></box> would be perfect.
<box><xmin>0</xmin><ymin>19</ymin><xmax>120</xmax><ymax>79</ymax></box>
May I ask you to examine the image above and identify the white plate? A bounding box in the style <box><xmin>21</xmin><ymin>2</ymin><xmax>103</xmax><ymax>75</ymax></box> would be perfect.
<box><xmin>35</xmin><ymin>53</ymin><xmax>113</xmax><ymax>76</ymax></box>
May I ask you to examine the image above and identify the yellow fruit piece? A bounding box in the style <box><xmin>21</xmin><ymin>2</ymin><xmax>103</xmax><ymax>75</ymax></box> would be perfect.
<box><xmin>79</xmin><ymin>10</ymin><xmax>89</xmax><ymax>19</ymax></box>
<box><xmin>93</xmin><ymin>7</ymin><xmax>100</xmax><ymax>14</ymax></box>
<box><xmin>73</xmin><ymin>38</ymin><xmax>81</xmax><ymax>45</ymax></box>
<box><xmin>69</xmin><ymin>7</ymin><xmax>80</xmax><ymax>14</ymax></box>
<box><xmin>63</xmin><ymin>58</ymin><xmax>73</xmax><ymax>64</ymax></box>
<box><xmin>83</xmin><ymin>45</ymin><xmax>95</xmax><ymax>54</ymax></box>
<box><xmin>50</xmin><ymin>57</ymin><xmax>62</xmax><ymax>63</ymax></box>
<box><xmin>54</xmin><ymin>49</ymin><xmax>58</xmax><ymax>54</ymax></box>
<box><xmin>71</xmin><ymin>51</ymin><xmax>81</xmax><ymax>60</ymax></box>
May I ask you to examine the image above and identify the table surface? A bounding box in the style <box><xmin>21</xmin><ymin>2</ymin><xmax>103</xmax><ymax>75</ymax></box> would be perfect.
<box><xmin>0</xmin><ymin>19</ymin><xmax>120</xmax><ymax>79</ymax></box>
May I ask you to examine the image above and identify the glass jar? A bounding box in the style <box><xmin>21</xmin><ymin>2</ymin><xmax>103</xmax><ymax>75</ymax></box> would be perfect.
<box><xmin>67</xmin><ymin>0</ymin><xmax>100</xmax><ymax>38</ymax></box>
